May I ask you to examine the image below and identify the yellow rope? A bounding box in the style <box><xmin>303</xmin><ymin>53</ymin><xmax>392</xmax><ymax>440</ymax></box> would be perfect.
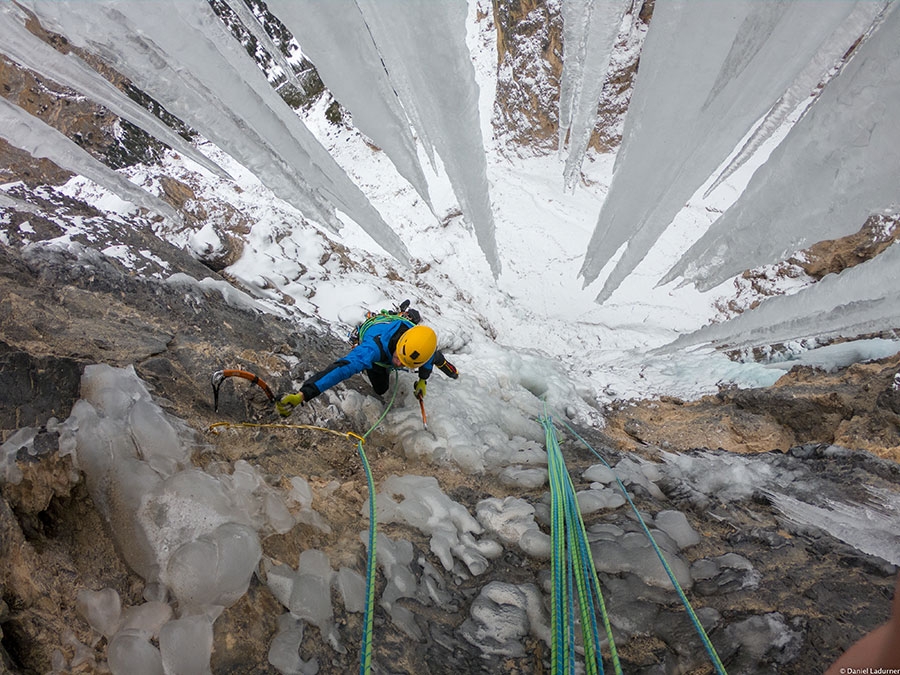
<box><xmin>207</xmin><ymin>421</ymin><xmax>366</xmax><ymax>444</ymax></box>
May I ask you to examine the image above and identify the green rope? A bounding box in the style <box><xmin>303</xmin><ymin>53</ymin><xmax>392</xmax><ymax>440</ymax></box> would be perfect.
<box><xmin>546</xmin><ymin>417</ymin><xmax>566</xmax><ymax>673</ymax></box>
<box><xmin>558</xmin><ymin>418</ymin><xmax>728</xmax><ymax>675</ymax></box>
<box><xmin>542</xmin><ymin>410</ymin><xmax>622</xmax><ymax>675</ymax></box>
<box><xmin>357</xmin><ymin>371</ymin><xmax>402</xmax><ymax>675</ymax></box>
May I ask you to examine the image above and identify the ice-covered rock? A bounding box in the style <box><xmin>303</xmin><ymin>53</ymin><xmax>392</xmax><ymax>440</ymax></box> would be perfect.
<box><xmin>159</xmin><ymin>615</ymin><xmax>214</xmax><ymax>675</ymax></box>
<box><xmin>107</xmin><ymin>629</ymin><xmax>163</xmax><ymax>675</ymax></box>
<box><xmin>476</xmin><ymin>496</ymin><xmax>538</xmax><ymax>545</ymax></box>
<box><xmin>164</xmin><ymin>522</ymin><xmax>262</xmax><ymax>612</ymax></box>
<box><xmin>691</xmin><ymin>552</ymin><xmax>760</xmax><ymax>595</ymax></box>
<box><xmin>374</xmin><ymin>474</ymin><xmax>499</xmax><ymax>575</ymax></box>
<box><xmin>290</xmin><ymin>549</ymin><xmax>341</xmax><ymax>653</ymax></box>
<box><xmin>118</xmin><ymin>601</ymin><xmax>173</xmax><ymax>640</ymax></box>
<box><xmin>498</xmin><ymin>465</ymin><xmax>547</xmax><ymax>489</ymax></box>
<box><xmin>459</xmin><ymin>582</ymin><xmax>548</xmax><ymax>657</ymax></box>
<box><xmin>76</xmin><ymin>588</ymin><xmax>122</xmax><ymax>638</ymax></box>
<box><xmin>654</xmin><ymin>510</ymin><xmax>701</xmax><ymax>549</ymax></box>
<box><xmin>263</xmin><ymin>560</ymin><xmax>296</xmax><ymax>608</ymax></box>
<box><xmin>374</xmin><ymin>533</ymin><xmax>422</xmax><ymax>640</ymax></box>
<box><xmin>612</xmin><ymin>456</ymin><xmax>666</xmax><ymax>500</ymax></box>
<box><xmin>0</xmin><ymin>426</ymin><xmax>35</xmax><ymax>484</ymax></box>
<box><xmin>723</xmin><ymin>613</ymin><xmax>802</xmax><ymax>669</ymax></box>
<box><xmin>267</xmin><ymin>613</ymin><xmax>319</xmax><ymax>675</ymax></box>
<box><xmin>519</xmin><ymin>528</ymin><xmax>552</xmax><ymax>559</ymax></box>
<box><xmin>336</xmin><ymin>567</ymin><xmax>366</xmax><ymax>614</ymax></box>
<box><xmin>591</xmin><ymin>530</ymin><xmax>693</xmax><ymax>590</ymax></box>
<box><xmin>576</xmin><ymin>486</ymin><xmax>627</xmax><ymax>514</ymax></box>
<box><xmin>583</xmin><ymin>463</ymin><xmax>616</xmax><ymax>485</ymax></box>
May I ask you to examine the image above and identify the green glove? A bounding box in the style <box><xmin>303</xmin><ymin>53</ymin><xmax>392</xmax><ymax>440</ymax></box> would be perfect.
<box><xmin>276</xmin><ymin>392</ymin><xmax>304</xmax><ymax>417</ymax></box>
<box><xmin>413</xmin><ymin>379</ymin><xmax>426</xmax><ymax>400</ymax></box>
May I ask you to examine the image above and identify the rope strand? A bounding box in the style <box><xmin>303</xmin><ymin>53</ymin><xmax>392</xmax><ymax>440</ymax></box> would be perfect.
<box><xmin>542</xmin><ymin>410</ymin><xmax>621</xmax><ymax>675</ymax></box>
<box><xmin>558</xmin><ymin>417</ymin><xmax>728</xmax><ymax>675</ymax></box>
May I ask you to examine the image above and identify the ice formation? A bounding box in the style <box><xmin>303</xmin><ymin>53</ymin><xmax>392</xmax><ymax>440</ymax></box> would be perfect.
<box><xmin>702</xmin><ymin>2</ymin><xmax>889</xmax><ymax>198</ymax></box>
<box><xmin>0</xmin><ymin>0</ymin><xmax>894</xmax><ymax>343</ymax></box>
<box><xmin>60</xmin><ymin>365</ymin><xmax>302</xmax><ymax>673</ymax></box>
<box><xmin>352</xmin><ymin>0</ymin><xmax>500</xmax><ymax>276</ymax></box>
<box><xmin>15</xmin><ymin>0</ymin><xmax>410</xmax><ymax>263</ymax></box>
<box><xmin>0</xmin><ymin>7</ymin><xmax>230</xmax><ymax>180</ymax></box>
<box><xmin>665</xmin><ymin>3</ymin><xmax>900</xmax><ymax>291</ymax></box>
<box><xmin>459</xmin><ymin>581</ymin><xmax>548</xmax><ymax>657</ymax></box>
<box><xmin>661</xmin><ymin>244</ymin><xmax>900</xmax><ymax>352</ymax></box>
<box><xmin>475</xmin><ymin>496</ymin><xmax>550</xmax><ymax>558</ymax></box>
<box><xmin>580</xmin><ymin>0</ymin><xmax>894</xmax><ymax>303</ymax></box>
<box><xmin>3</xmin><ymin>1</ymin><xmax>900</xmax><ymax>669</ymax></box>
<box><xmin>266</xmin><ymin>0</ymin><xmax>434</xmax><ymax>210</ymax></box>
<box><xmin>0</xmin><ymin>96</ymin><xmax>180</xmax><ymax>223</ymax></box>
<box><xmin>558</xmin><ymin>0</ymin><xmax>631</xmax><ymax>189</ymax></box>
<box><xmin>373</xmin><ymin>474</ymin><xmax>502</xmax><ymax>576</ymax></box>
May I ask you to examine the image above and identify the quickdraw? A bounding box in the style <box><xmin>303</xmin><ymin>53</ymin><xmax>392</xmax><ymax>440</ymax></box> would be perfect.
<box><xmin>211</xmin><ymin>369</ymin><xmax>276</xmax><ymax>412</ymax></box>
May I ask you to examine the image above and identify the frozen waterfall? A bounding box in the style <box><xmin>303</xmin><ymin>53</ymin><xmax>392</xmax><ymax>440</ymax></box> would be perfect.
<box><xmin>558</xmin><ymin>0</ymin><xmax>631</xmax><ymax>190</ymax></box>
<box><xmin>15</xmin><ymin>0</ymin><xmax>412</xmax><ymax>263</ymax></box>
<box><xmin>663</xmin><ymin>2</ymin><xmax>900</xmax><ymax>292</ymax></box>
<box><xmin>265</xmin><ymin>0</ymin><xmax>435</xmax><ymax>211</ymax></box>
<box><xmin>578</xmin><ymin>0</ymin><xmax>894</xmax><ymax>308</ymax></box>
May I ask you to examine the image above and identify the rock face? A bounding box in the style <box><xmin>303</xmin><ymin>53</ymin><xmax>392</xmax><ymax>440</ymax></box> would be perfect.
<box><xmin>605</xmin><ymin>356</ymin><xmax>900</xmax><ymax>463</ymax></box>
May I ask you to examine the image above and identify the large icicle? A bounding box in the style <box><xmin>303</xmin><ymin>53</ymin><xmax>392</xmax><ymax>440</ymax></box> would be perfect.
<box><xmin>703</xmin><ymin>2</ymin><xmax>888</xmax><ymax>198</ymax></box>
<box><xmin>559</xmin><ymin>0</ymin><xmax>631</xmax><ymax>190</ymax></box>
<box><xmin>265</xmin><ymin>0</ymin><xmax>433</xmax><ymax>210</ymax></box>
<box><xmin>20</xmin><ymin>0</ymin><xmax>337</xmax><ymax>232</ymax></box>
<box><xmin>558</xmin><ymin>0</ymin><xmax>591</xmax><ymax>155</ymax></box>
<box><xmin>658</xmin><ymin>242</ymin><xmax>900</xmax><ymax>353</ymax></box>
<box><xmin>21</xmin><ymin>0</ymin><xmax>410</xmax><ymax>264</ymax></box>
<box><xmin>578</xmin><ymin>0</ymin><xmax>877</xmax><ymax>302</ymax></box>
<box><xmin>0</xmin><ymin>96</ymin><xmax>180</xmax><ymax>222</ymax></box>
<box><xmin>664</xmin><ymin>4</ymin><xmax>900</xmax><ymax>292</ymax></box>
<box><xmin>0</xmin><ymin>6</ymin><xmax>231</xmax><ymax>180</ymax></box>
<box><xmin>355</xmin><ymin>0</ymin><xmax>500</xmax><ymax>277</ymax></box>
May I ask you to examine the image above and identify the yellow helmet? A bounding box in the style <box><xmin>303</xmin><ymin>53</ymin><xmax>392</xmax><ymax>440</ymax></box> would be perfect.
<box><xmin>396</xmin><ymin>325</ymin><xmax>437</xmax><ymax>369</ymax></box>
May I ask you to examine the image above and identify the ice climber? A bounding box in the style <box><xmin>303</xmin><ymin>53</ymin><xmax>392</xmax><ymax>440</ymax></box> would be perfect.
<box><xmin>275</xmin><ymin>310</ymin><xmax>458</xmax><ymax>417</ymax></box>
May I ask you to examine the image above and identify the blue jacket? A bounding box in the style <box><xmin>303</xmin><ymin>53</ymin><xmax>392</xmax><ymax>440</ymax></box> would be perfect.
<box><xmin>299</xmin><ymin>319</ymin><xmax>434</xmax><ymax>400</ymax></box>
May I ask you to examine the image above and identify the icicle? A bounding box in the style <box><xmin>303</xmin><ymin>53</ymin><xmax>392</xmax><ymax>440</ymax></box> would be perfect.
<box><xmin>22</xmin><ymin>0</ymin><xmax>411</xmax><ymax>265</ymax></box>
<box><xmin>558</xmin><ymin>0</ymin><xmax>592</xmax><ymax>156</ymax></box>
<box><xmin>0</xmin><ymin>96</ymin><xmax>181</xmax><ymax>223</ymax></box>
<box><xmin>660</xmin><ymin>242</ymin><xmax>900</xmax><ymax>353</ymax></box>
<box><xmin>355</xmin><ymin>0</ymin><xmax>500</xmax><ymax>277</ymax></box>
<box><xmin>578</xmin><ymin>0</ymin><xmax>878</xmax><ymax>302</ymax></box>
<box><xmin>0</xmin><ymin>6</ymin><xmax>231</xmax><ymax>180</ymax></box>
<box><xmin>703</xmin><ymin>2</ymin><xmax>888</xmax><ymax>199</ymax></box>
<box><xmin>664</xmin><ymin>4</ymin><xmax>900</xmax><ymax>293</ymax></box>
<box><xmin>266</xmin><ymin>0</ymin><xmax>434</xmax><ymax>211</ymax></box>
<box><xmin>560</xmin><ymin>0</ymin><xmax>630</xmax><ymax>190</ymax></box>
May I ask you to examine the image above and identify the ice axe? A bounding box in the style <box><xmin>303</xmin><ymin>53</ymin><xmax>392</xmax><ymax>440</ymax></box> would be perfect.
<box><xmin>211</xmin><ymin>369</ymin><xmax>276</xmax><ymax>412</ymax></box>
<box><xmin>417</xmin><ymin>394</ymin><xmax>428</xmax><ymax>431</ymax></box>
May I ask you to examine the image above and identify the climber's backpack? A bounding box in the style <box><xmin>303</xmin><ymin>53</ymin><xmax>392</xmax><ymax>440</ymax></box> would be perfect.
<box><xmin>348</xmin><ymin>300</ymin><xmax>421</xmax><ymax>346</ymax></box>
